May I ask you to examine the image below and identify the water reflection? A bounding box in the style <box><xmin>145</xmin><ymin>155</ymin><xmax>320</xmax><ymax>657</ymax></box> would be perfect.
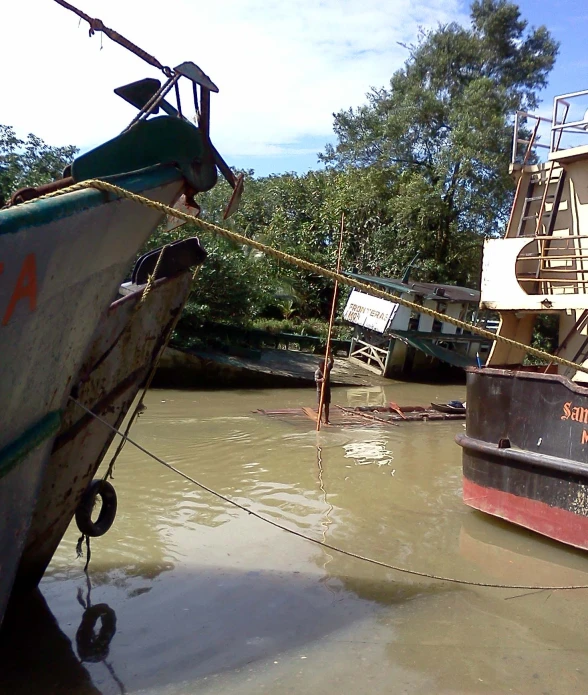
<box><xmin>0</xmin><ymin>590</ymin><xmax>100</xmax><ymax>695</ymax></box>
<box><xmin>344</xmin><ymin>385</ymin><xmax>388</xmax><ymax>408</ymax></box>
<box><xmin>315</xmin><ymin>445</ymin><xmax>334</xmax><ymax>542</ymax></box>
<box><xmin>459</xmin><ymin>510</ymin><xmax>588</xmax><ymax>589</ymax></box>
<box><xmin>343</xmin><ymin>439</ymin><xmax>394</xmax><ymax>466</ymax></box>
<box><xmin>74</xmin><ymin>577</ymin><xmax>125</xmax><ymax>694</ymax></box>
<box><xmin>5</xmin><ymin>385</ymin><xmax>588</xmax><ymax>694</ymax></box>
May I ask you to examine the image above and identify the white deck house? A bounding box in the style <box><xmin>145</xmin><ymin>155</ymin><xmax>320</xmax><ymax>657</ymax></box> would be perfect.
<box><xmin>483</xmin><ymin>89</ymin><xmax>588</xmax><ymax>381</ymax></box>
<box><xmin>343</xmin><ymin>274</ymin><xmax>493</xmax><ymax>378</ymax></box>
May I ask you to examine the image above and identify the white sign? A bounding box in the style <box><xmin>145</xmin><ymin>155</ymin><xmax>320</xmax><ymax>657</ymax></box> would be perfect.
<box><xmin>343</xmin><ymin>289</ymin><xmax>399</xmax><ymax>333</ymax></box>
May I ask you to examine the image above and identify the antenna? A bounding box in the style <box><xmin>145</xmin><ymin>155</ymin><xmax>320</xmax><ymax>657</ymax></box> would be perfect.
<box><xmin>401</xmin><ymin>252</ymin><xmax>420</xmax><ymax>284</ymax></box>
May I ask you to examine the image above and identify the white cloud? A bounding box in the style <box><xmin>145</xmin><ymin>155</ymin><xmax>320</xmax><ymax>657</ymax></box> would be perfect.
<box><xmin>1</xmin><ymin>0</ymin><xmax>467</xmax><ymax>160</ymax></box>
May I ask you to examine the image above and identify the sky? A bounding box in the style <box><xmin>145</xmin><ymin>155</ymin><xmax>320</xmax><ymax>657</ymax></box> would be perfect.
<box><xmin>1</xmin><ymin>0</ymin><xmax>588</xmax><ymax>177</ymax></box>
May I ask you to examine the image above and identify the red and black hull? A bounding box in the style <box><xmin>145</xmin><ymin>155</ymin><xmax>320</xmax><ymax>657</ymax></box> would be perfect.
<box><xmin>456</xmin><ymin>367</ymin><xmax>588</xmax><ymax>550</ymax></box>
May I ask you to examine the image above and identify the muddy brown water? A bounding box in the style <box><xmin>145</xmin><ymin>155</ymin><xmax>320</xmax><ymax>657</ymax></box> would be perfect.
<box><xmin>2</xmin><ymin>383</ymin><xmax>588</xmax><ymax>694</ymax></box>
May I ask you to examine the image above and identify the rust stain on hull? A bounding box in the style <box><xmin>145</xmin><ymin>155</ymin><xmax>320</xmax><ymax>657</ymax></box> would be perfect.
<box><xmin>13</xmin><ymin>270</ymin><xmax>194</xmax><ymax>591</ymax></box>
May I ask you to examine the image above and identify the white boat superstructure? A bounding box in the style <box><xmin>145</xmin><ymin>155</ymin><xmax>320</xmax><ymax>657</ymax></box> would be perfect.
<box><xmin>481</xmin><ymin>89</ymin><xmax>588</xmax><ymax>380</ymax></box>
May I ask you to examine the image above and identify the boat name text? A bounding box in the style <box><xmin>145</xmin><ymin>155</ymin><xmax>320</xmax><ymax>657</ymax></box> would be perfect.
<box><xmin>345</xmin><ymin>303</ymin><xmax>390</xmax><ymax>323</ymax></box>
<box><xmin>561</xmin><ymin>401</ymin><xmax>588</xmax><ymax>424</ymax></box>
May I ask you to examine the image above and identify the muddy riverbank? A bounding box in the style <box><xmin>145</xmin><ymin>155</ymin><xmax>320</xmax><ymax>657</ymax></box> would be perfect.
<box><xmin>153</xmin><ymin>347</ymin><xmax>390</xmax><ymax>389</ymax></box>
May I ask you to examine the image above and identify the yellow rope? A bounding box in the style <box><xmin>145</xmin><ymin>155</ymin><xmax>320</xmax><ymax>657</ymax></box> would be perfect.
<box><xmin>140</xmin><ymin>243</ymin><xmax>169</xmax><ymax>304</ymax></box>
<box><xmin>103</xmin><ymin>265</ymin><xmax>202</xmax><ymax>481</ymax></box>
<box><xmin>29</xmin><ymin>177</ymin><xmax>588</xmax><ymax>376</ymax></box>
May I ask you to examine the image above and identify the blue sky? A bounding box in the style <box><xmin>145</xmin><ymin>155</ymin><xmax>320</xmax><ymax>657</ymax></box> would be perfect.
<box><xmin>2</xmin><ymin>1</ymin><xmax>587</xmax><ymax>177</ymax></box>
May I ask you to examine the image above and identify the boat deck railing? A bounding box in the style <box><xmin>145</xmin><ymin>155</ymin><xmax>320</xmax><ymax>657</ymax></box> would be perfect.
<box><xmin>512</xmin><ymin>90</ymin><xmax>588</xmax><ymax>165</ymax></box>
<box><xmin>551</xmin><ymin>90</ymin><xmax>588</xmax><ymax>153</ymax></box>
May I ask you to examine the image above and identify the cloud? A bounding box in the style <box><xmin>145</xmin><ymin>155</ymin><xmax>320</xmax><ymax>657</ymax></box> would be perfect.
<box><xmin>1</xmin><ymin>0</ymin><xmax>466</xmax><ymax>160</ymax></box>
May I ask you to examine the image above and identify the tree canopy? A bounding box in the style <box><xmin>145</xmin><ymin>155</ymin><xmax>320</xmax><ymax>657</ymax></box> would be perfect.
<box><xmin>320</xmin><ymin>0</ymin><xmax>558</xmax><ymax>284</ymax></box>
<box><xmin>1</xmin><ymin>1</ymin><xmax>559</xmax><ymax>338</ymax></box>
<box><xmin>0</xmin><ymin>125</ymin><xmax>77</xmax><ymax>207</ymax></box>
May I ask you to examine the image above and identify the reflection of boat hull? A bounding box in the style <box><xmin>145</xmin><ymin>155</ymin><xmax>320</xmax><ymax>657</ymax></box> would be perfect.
<box><xmin>0</xmin><ymin>167</ymin><xmax>185</xmax><ymax>627</ymax></box>
<box><xmin>0</xmin><ymin>589</ymin><xmax>101</xmax><ymax>695</ymax></box>
<box><xmin>459</xmin><ymin>512</ymin><xmax>588</xmax><ymax>588</ymax></box>
<box><xmin>13</xmin><ymin>254</ymin><xmax>200</xmax><ymax>592</ymax></box>
<box><xmin>456</xmin><ymin>367</ymin><xmax>588</xmax><ymax>550</ymax></box>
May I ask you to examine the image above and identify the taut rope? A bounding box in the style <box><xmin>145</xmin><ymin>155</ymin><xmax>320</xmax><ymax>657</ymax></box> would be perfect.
<box><xmin>28</xmin><ymin>177</ymin><xmax>588</xmax><ymax>376</ymax></box>
<box><xmin>69</xmin><ymin>397</ymin><xmax>588</xmax><ymax>592</ymax></box>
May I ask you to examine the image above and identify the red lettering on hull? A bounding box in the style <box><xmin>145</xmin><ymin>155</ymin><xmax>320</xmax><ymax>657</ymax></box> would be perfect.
<box><xmin>2</xmin><ymin>253</ymin><xmax>38</xmax><ymax>325</ymax></box>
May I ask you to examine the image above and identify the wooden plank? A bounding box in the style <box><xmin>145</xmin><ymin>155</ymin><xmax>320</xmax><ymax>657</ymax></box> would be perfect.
<box><xmin>302</xmin><ymin>406</ymin><xmax>318</xmax><ymax>423</ymax></box>
<box><xmin>335</xmin><ymin>404</ymin><xmax>399</xmax><ymax>427</ymax></box>
<box><xmin>256</xmin><ymin>405</ymin><xmax>465</xmax><ymax>426</ymax></box>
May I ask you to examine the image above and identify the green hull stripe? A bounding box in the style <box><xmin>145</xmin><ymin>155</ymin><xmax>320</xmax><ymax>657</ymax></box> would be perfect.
<box><xmin>0</xmin><ymin>164</ymin><xmax>181</xmax><ymax>237</ymax></box>
<box><xmin>0</xmin><ymin>411</ymin><xmax>62</xmax><ymax>480</ymax></box>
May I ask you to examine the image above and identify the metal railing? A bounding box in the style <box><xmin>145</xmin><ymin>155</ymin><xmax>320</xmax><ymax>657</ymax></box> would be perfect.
<box><xmin>551</xmin><ymin>89</ymin><xmax>588</xmax><ymax>152</ymax></box>
<box><xmin>510</xmin><ymin>89</ymin><xmax>588</xmax><ymax>163</ymax></box>
<box><xmin>511</xmin><ymin>111</ymin><xmax>550</xmax><ymax>164</ymax></box>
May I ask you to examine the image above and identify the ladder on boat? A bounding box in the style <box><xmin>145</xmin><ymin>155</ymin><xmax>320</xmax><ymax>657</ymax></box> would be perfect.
<box><xmin>507</xmin><ymin>103</ymin><xmax>570</xmax><ymax>240</ymax></box>
<box><xmin>516</xmin><ymin>166</ymin><xmax>566</xmax><ymax>238</ymax></box>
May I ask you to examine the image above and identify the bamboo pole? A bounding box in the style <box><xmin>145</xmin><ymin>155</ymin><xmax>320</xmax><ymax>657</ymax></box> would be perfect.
<box><xmin>317</xmin><ymin>213</ymin><xmax>345</xmax><ymax>431</ymax></box>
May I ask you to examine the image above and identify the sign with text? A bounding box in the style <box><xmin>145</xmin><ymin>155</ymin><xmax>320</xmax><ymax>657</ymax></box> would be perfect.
<box><xmin>343</xmin><ymin>289</ymin><xmax>399</xmax><ymax>333</ymax></box>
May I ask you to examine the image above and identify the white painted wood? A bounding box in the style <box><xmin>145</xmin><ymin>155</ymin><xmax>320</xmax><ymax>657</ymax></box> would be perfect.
<box><xmin>343</xmin><ymin>289</ymin><xmax>399</xmax><ymax>333</ymax></box>
<box><xmin>418</xmin><ymin>300</ymin><xmax>436</xmax><ymax>332</ymax></box>
<box><xmin>441</xmin><ymin>303</ymin><xmax>462</xmax><ymax>335</ymax></box>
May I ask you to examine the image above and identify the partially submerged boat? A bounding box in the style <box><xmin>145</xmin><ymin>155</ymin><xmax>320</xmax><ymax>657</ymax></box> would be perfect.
<box><xmin>456</xmin><ymin>89</ymin><xmax>588</xmax><ymax>550</ymax></box>
<box><xmin>0</xmin><ymin>3</ymin><xmax>242</xmax><ymax>623</ymax></box>
<box><xmin>342</xmin><ymin>275</ymin><xmax>494</xmax><ymax>378</ymax></box>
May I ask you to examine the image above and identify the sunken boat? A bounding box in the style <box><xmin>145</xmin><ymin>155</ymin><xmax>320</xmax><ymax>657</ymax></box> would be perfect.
<box><xmin>456</xmin><ymin>89</ymin><xmax>588</xmax><ymax>550</ymax></box>
<box><xmin>0</xmin><ymin>2</ymin><xmax>243</xmax><ymax>623</ymax></box>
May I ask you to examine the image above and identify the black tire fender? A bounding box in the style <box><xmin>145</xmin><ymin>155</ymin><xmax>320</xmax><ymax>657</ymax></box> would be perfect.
<box><xmin>75</xmin><ymin>479</ymin><xmax>117</xmax><ymax>538</ymax></box>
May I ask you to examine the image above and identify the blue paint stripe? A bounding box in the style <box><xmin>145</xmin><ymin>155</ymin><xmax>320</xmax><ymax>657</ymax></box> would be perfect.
<box><xmin>0</xmin><ymin>411</ymin><xmax>62</xmax><ymax>480</ymax></box>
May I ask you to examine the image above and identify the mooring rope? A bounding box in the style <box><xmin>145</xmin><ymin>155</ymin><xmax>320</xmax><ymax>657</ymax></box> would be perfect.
<box><xmin>68</xmin><ymin>397</ymin><xmax>588</xmax><ymax>591</ymax></box>
<box><xmin>29</xmin><ymin>177</ymin><xmax>588</xmax><ymax>376</ymax></box>
<box><xmin>103</xmin><ymin>265</ymin><xmax>202</xmax><ymax>481</ymax></box>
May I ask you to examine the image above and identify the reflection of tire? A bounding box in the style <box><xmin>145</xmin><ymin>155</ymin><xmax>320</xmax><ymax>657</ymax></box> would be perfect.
<box><xmin>75</xmin><ymin>479</ymin><xmax>117</xmax><ymax>538</ymax></box>
<box><xmin>76</xmin><ymin>604</ymin><xmax>117</xmax><ymax>662</ymax></box>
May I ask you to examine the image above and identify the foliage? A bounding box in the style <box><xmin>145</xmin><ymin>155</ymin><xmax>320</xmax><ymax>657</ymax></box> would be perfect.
<box><xmin>250</xmin><ymin>318</ymin><xmax>352</xmax><ymax>340</ymax></box>
<box><xmin>524</xmin><ymin>314</ymin><xmax>559</xmax><ymax>364</ymax></box>
<box><xmin>158</xmin><ymin>1</ymin><xmax>559</xmax><ymax>328</ymax></box>
<box><xmin>320</xmin><ymin>0</ymin><xmax>558</xmax><ymax>285</ymax></box>
<box><xmin>0</xmin><ymin>125</ymin><xmax>77</xmax><ymax>206</ymax></box>
<box><xmin>0</xmin><ymin>1</ymin><xmax>560</xmax><ymax>351</ymax></box>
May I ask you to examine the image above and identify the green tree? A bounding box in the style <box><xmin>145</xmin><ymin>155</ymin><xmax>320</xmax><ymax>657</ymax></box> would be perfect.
<box><xmin>144</xmin><ymin>172</ymin><xmax>281</xmax><ymax>327</ymax></box>
<box><xmin>320</xmin><ymin>0</ymin><xmax>559</xmax><ymax>285</ymax></box>
<box><xmin>0</xmin><ymin>125</ymin><xmax>77</xmax><ymax>206</ymax></box>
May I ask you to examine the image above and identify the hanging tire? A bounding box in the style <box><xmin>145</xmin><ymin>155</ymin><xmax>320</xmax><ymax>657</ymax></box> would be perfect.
<box><xmin>75</xmin><ymin>479</ymin><xmax>117</xmax><ymax>538</ymax></box>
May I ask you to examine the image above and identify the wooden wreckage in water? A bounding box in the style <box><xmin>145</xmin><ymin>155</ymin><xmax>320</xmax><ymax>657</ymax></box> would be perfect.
<box><xmin>256</xmin><ymin>402</ymin><xmax>466</xmax><ymax>428</ymax></box>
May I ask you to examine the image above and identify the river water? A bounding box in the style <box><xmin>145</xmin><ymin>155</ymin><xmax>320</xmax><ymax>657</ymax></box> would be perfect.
<box><xmin>2</xmin><ymin>383</ymin><xmax>588</xmax><ymax>694</ymax></box>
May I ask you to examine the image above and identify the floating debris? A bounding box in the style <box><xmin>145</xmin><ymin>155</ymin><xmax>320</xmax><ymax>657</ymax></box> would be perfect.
<box><xmin>255</xmin><ymin>403</ymin><xmax>466</xmax><ymax>428</ymax></box>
